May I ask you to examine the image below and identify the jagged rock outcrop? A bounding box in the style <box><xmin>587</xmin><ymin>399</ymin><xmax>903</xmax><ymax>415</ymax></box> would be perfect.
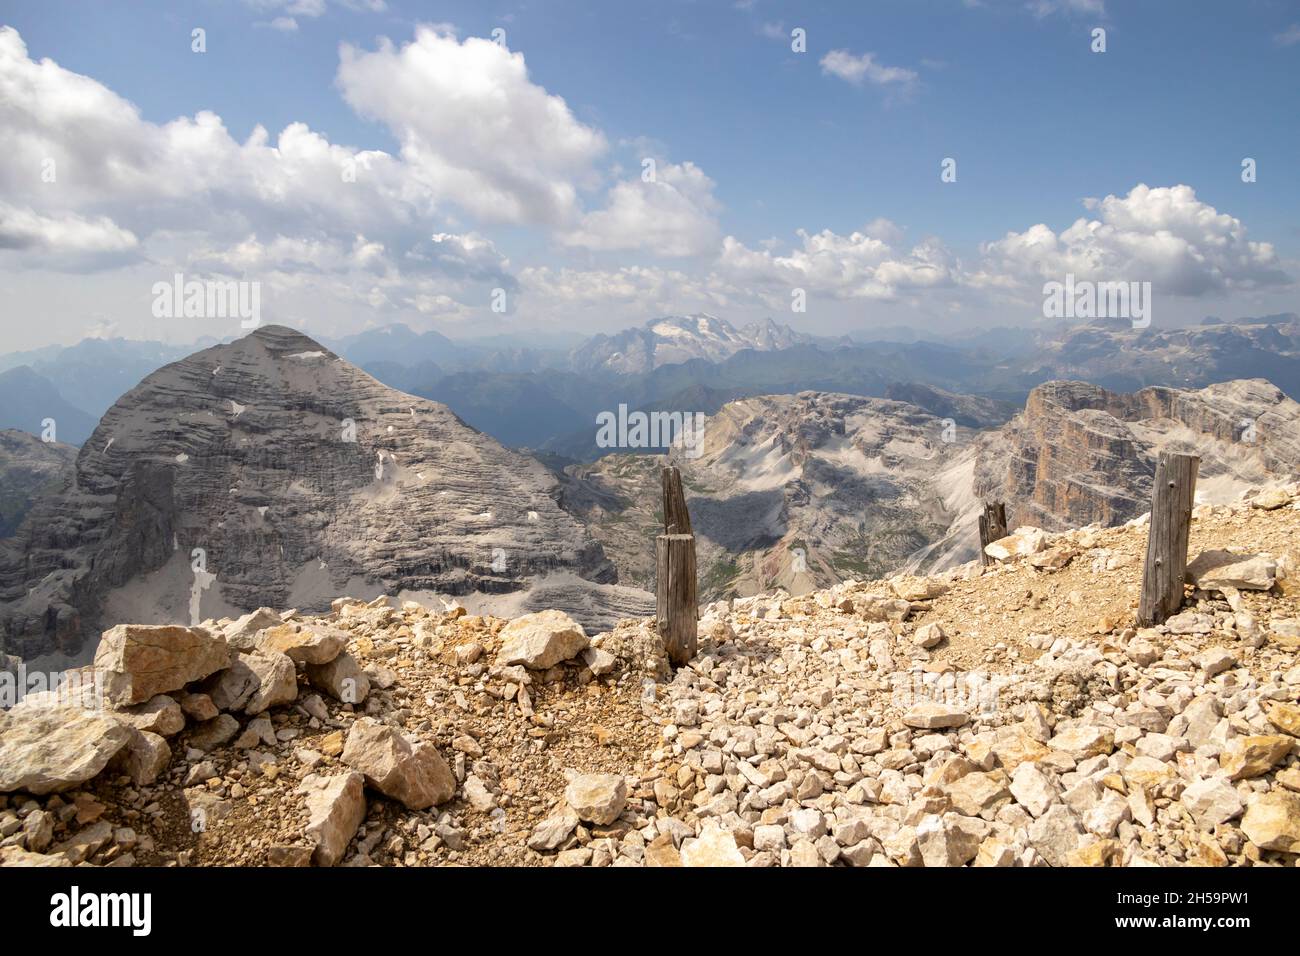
<box><xmin>0</xmin><ymin>326</ymin><xmax>627</xmax><ymax>664</ymax></box>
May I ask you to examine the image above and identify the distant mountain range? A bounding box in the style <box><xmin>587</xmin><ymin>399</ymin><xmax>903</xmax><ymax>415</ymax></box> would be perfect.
<box><xmin>3</xmin><ymin>312</ymin><xmax>1298</xmax><ymax>458</ymax></box>
<box><xmin>0</xmin><ymin>367</ymin><xmax>98</xmax><ymax>446</ymax></box>
<box><xmin>568</xmin><ymin>314</ymin><xmax>813</xmax><ymax>374</ymax></box>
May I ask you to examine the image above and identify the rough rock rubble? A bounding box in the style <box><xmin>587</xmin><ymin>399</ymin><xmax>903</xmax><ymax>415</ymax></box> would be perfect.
<box><xmin>1</xmin><ymin>483</ymin><xmax>1299</xmax><ymax>868</ymax></box>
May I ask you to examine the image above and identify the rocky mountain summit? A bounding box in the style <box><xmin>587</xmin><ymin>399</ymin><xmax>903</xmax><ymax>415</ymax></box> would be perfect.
<box><xmin>2</xmin><ymin>484</ymin><xmax>1298</xmax><ymax>868</ymax></box>
<box><xmin>0</xmin><ymin>326</ymin><xmax>637</xmax><ymax>665</ymax></box>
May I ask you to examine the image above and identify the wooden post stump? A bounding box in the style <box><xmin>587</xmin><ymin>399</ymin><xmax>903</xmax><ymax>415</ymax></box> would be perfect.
<box><xmin>1138</xmin><ymin>452</ymin><xmax>1199</xmax><ymax>626</ymax></box>
<box><xmin>656</xmin><ymin>466</ymin><xmax>698</xmax><ymax>666</ymax></box>
<box><xmin>978</xmin><ymin>501</ymin><xmax>1008</xmax><ymax>566</ymax></box>
<box><xmin>656</xmin><ymin>533</ymin><xmax>698</xmax><ymax>666</ymax></box>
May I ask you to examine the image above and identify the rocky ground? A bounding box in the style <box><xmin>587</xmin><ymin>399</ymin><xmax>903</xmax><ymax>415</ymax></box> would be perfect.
<box><xmin>1</xmin><ymin>483</ymin><xmax>1299</xmax><ymax>867</ymax></box>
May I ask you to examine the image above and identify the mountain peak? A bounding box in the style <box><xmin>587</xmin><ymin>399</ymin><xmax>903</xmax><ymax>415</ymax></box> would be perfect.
<box><xmin>0</xmin><ymin>332</ymin><xmax>629</xmax><ymax>664</ymax></box>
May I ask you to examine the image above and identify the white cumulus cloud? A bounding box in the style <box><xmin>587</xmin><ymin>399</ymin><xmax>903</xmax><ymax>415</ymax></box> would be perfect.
<box><xmin>820</xmin><ymin>50</ymin><xmax>918</xmax><ymax>89</ymax></box>
<box><xmin>337</xmin><ymin>26</ymin><xmax>608</xmax><ymax>226</ymax></box>
<box><xmin>978</xmin><ymin>184</ymin><xmax>1289</xmax><ymax>296</ymax></box>
<box><xmin>560</xmin><ymin>161</ymin><xmax>721</xmax><ymax>257</ymax></box>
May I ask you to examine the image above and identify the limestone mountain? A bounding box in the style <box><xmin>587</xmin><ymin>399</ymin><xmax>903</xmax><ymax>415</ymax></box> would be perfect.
<box><xmin>987</xmin><ymin>314</ymin><xmax>1300</xmax><ymax>399</ymax></box>
<box><xmin>0</xmin><ymin>326</ymin><xmax>641</xmax><ymax>666</ymax></box>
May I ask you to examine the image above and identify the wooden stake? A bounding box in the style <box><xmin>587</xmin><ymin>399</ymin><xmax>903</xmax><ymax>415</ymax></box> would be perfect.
<box><xmin>1138</xmin><ymin>452</ymin><xmax>1199</xmax><ymax>626</ymax></box>
<box><xmin>656</xmin><ymin>465</ymin><xmax>698</xmax><ymax>665</ymax></box>
<box><xmin>656</xmin><ymin>533</ymin><xmax>697</xmax><ymax>666</ymax></box>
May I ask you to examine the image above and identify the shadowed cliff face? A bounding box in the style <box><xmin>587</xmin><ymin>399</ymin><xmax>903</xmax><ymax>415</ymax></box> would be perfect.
<box><xmin>974</xmin><ymin>379</ymin><xmax>1300</xmax><ymax>531</ymax></box>
<box><xmin>0</xmin><ymin>326</ymin><xmax>621</xmax><ymax>664</ymax></box>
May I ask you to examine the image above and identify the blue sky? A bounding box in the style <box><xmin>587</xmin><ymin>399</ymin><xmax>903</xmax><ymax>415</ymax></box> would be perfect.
<box><xmin>1</xmin><ymin>0</ymin><xmax>1297</xmax><ymax>349</ymax></box>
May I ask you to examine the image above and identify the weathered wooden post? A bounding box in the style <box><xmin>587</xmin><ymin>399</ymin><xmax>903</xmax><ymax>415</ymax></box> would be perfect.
<box><xmin>657</xmin><ymin>466</ymin><xmax>697</xmax><ymax>665</ymax></box>
<box><xmin>1138</xmin><ymin>452</ymin><xmax>1199</xmax><ymax>626</ymax></box>
<box><xmin>978</xmin><ymin>501</ymin><xmax>1008</xmax><ymax>567</ymax></box>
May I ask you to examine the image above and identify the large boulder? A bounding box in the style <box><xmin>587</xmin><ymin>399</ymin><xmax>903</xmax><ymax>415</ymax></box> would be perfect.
<box><xmin>1220</xmin><ymin>735</ymin><xmax>1293</xmax><ymax>780</ymax></box>
<box><xmin>984</xmin><ymin>528</ymin><xmax>1048</xmax><ymax>562</ymax></box>
<box><xmin>243</xmin><ymin>651</ymin><xmax>299</xmax><ymax>715</ymax></box>
<box><xmin>0</xmin><ymin>847</ymin><xmax>72</xmax><ymax>867</ymax></box>
<box><xmin>916</xmin><ymin>813</ymin><xmax>982</xmax><ymax>867</ymax></box>
<box><xmin>188</xmin><ymin>714</ymin><xmax>240</xmax><ymax>752</ymax></box>
<box><xmin>257</xmin><ymin>623</ymin><xmax>347</xmax><ymax>665</ymax></box>
<box><xmin>94</xmin><ymin>624</ymin><xmax>233</xmax><ymax>706</ymax></box>
<box><xmin>298</xmin><ymin>772</ymin><xmax>366</xmax><ymax>866</ymax></box>
<box><xmin>202</xmin><ymin>658</ymin><xmax>258</xmax><ymax>711</ymax></box>
<box><xmin>116</xmin><ymin>694</ymin><xmax>185</xmax><ymax>737</ymax></box>
<box><xmin>341</xmin><ymin>717</ymin><xmax>455</xmax><ymax>810</ymax></box>
<box><xmin>109</xmin><ymin>729</ymin><xmax>171</xmax><ymax>786</ymax></box>
<box><xmin>305</xmin><ymin>653</ymin><xmax>369</xmax><ymax>704</ymax></box>
<box><xmin>496</xmin><ymin>610</ymin><xmax>589</xmax><ymax>670</ymax></box>
<box><xmin>222</xmin><ymin>608</ymin><xmax>283</xmax><ymax>651</ymax></box>
<box><xmin>200</xmin><ymin>650</ymin><xmax>296</xmax><ymax>715</ymax></box>
<box><xmin>0</xmin><ymin>707</ymin><xmax>133</xmax><ymax>794</ymax></box>
<box><xmin>1186</xmin><ymin>550</ymin><xmax>1277</xmax><ymax>591</ymax></box>
<box><xmin>1180</xmin><ymin>776</ymin><xmax>1244</xmax><ymax>827</ymax></box>
<box><xmin>902</xmin><ymin>702</ymin><xmax>969</xmax><ymax>730</ymax></box>
<box><xmin>528</xmin><ymin>806</ymin><xmax>580</xmax><ymax>851</ymax></box>
<box><xmin>1240</xmin><ymin>790</ymin><xmax>1300</xmax><ymax>852</ymax></box>
<box><xmin>680</xmin><ymin>822</ymin><xmax>745</xmax><ymax>867</ymax></box>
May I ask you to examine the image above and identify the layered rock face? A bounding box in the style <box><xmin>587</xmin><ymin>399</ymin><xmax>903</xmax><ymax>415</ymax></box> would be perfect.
<box><xmin>976</xmin><ymin>379</ymin><xmax>1300</xmax><ymax>531</ymax></box>
<box><xmin>0</xmin><ymin>326</ymin><xmax>621</xmax><ymax>663</ymax></box>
